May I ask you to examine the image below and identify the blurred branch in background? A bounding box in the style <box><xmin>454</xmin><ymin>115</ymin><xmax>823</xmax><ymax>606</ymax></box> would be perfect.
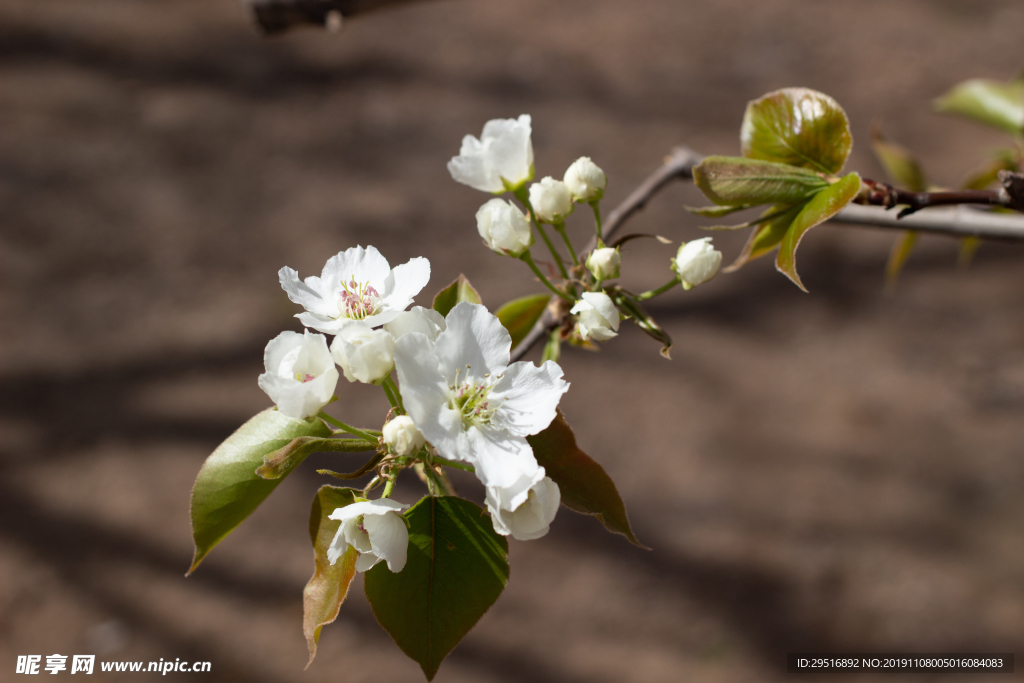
<box><xmin>245</xmin><ymin>0</ymin><xmax>427</xmax><ymax>35</ymax></box>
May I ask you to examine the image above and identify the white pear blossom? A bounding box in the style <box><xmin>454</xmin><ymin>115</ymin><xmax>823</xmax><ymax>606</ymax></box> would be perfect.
<box><xmin>476</xmin><ymin>198</ymin><xmax>534</xmax><ymax>257</ymax></box>
<box><xmin>327</xmin><ymin>499</ymin><xmax>409</xmax><ymax>572</ymax></box>
<box><xmin>528</xmin><ymin>177</ymin><xmax>574</xmax><ymax>223</ymax></box>
<box><xmin>331</xmin><ymin>325</ymin><xmax>395</xmax><ymax>385</ymax></box>
<box><xmin>384</xmin><ymin>306</ymin><xmax>446</xmax><ymax>341</ymax></box>
<box><xmin>586</xmin><ymin>247</ymin><xmax>620</xmax><ymax>281</ymax></box>
<box><xmin>570</xmin><ymin>292</ymin><xmax>620</xmax><ymax>341</ymax></box>
<box><xmin>394</xmin><ymin>302</ymin><xmax>569</xmax><ymax>508</ymax></box>
<box><xmin>486</xmin><ymin>476</ymin><xmax>560</xmax><ymax>541</ymax></box>
<box><xmin>448</xmin><ymin>115</ymin><xmax>534</xmax><ymax>193</ymax></box>
<box><xmin>257</xmin><ymin>330</ymin><xmax>339</xmax><ymax>419</ymax></box>
<box><xmin>672</xmin><ymin>237</ymin><xmax>722</xmax><ymax>290</ymax></box>
<box><xmin>383</xmin><ymin>416</ymin><xmax>426</xmax><ymax>456</ymax></box>
<box><xmin>279</xmin><ymin>246</ymin><xmax>430</xmax><ymax>334</ymax></box>
<box><xmin>564</xmin><ymin>156</ymin><xmax>607</xmax><ymax>202</ymax></box>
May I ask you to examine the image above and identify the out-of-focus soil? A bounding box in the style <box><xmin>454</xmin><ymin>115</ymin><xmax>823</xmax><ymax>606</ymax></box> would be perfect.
<box><xmin>2</xmin><ymin>0</ymin><xmax>1023</xmax><ymax>680</ymax></box>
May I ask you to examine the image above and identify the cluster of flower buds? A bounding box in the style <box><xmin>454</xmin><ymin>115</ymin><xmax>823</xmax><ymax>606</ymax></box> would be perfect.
<box><xmin>259</xmin><ymin>243</ymin><xmax>570</xmax><ymax>573</ymax></box>
<box><xmin>448</xmin><ymin>114</ymin><xmax>724</xmax><ymax>356</ymax></box>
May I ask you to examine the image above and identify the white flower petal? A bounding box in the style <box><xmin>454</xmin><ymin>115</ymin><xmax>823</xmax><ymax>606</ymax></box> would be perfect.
<box><xmin>321</xmin><ymin>245</ymin><xmax>392</xmax><ymax>292</ymax></box>
<box><xmin>385</xmin><ymin>306</ymin><xmax>446</xmax><ymax>341</ymax></box>
<box><xmin>486</xmin><ymin>476</ymin><xmax>560</xmax><ymax>541</ymax></box>
<box><xmin>328</xmin><ymin>498</ymin><xmax>407</xmax><ymax>522</ymax></box>
<box><xmin>394</xmin><ymin>334</ymin><xmax>455</xmax><ymax>447</ymax></box>
<box><xmin>491</xmin><ymin>360</ymin><xmax>568</xmax><ymax>437</ymax></box>
<box><xmin>382</xmin><ymin>257</ymin><xmax>431</xmax><ymax>311</ymax></box>
<box><xmin>465</xmin><ymin>426</ymin><xmax>540</xmax><ymax>497</ymax></box>
<box><xmin>435</xmin><ymin>302</ymin><xmax>511</xmax><ymax>382</ymax></box>
<box><xmin>279</xmin><ymin>267</ymin><xmax>335</xmax><ymax>318</ymax></box>
<box><xmin>354</xmin><ymin>552</ymin><xmax>381</xmax><ymax>572</ymax></box>
<box><xmin>364</xmin><ymin>510</ymin><xmax>409</xmax><ymax>572</ymax></box>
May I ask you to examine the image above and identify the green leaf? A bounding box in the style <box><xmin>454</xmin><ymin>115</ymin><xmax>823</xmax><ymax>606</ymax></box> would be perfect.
<box><xmin>188</xmin><ymin>408</ymin><xmax>330</xmax><ymax>574</ymax></box>
<box><xmin>741</xmin><ymin>87</ymin><xmax>853</xmax><ymax>174</ymax></box>
<box><xmin>685</xmin><ymin>204</ymin><xmax>753</xmax><ymax>217</ymax></box>
<box><xmin>961</xmin><ymin>149</ymin><xmax>1020</xmax><ymax>190</ymax></box>
<box><xmin>364</xmin><ymin>496</ymin><xmax>509</xmax><ymax>681</ymax></box>
<box><xmin>542</xmin><ymin>328</ymin><xmax>561</xmax><ymax>363</ymax></box>
<box><xmin>776</xmin><ymin>172</ymin><xmax>862</xmax><ymax>291</ymax></box>
<box><xmin>528</xmin><ymin>411</ymin><xmax>645</xmax><ymax>547</ymax></box>
<box><xmin>303</xmin><ymin>486</ymin><xmax>360</xmax><ymax>667</ymax></box>
<box><xmin>871</xmin><ymin>129</ymin><xmax>927</xmax><ymax>192</ymax></box>
<box><xmin>935</xmin><ymin>78</ymin><xmax>1024</xmax><ymax>135</ymax></box>
<box><xmin>724</xmin><ymin>202</ymin><xmax>806</xmax><ymax>272</ymax></box>
<box><xmin>693</xmin><ymin>156</ymin><xmax>829</xmax><ymax>207</ymax></box>
<box><xmin>958</xmin><ymin>236</ymin><xmax>982</xmax><ymax>269</ymax></box>
<box><xmin>495</xmin><ymin>294</ymin><xmax>550</xmax><ymax>349</ymax></box>
<box><xmin>256</xmin><ymin>436</ymin><xmax>377</xmax><ymax>479</ymax></box>
<box><xmin>885</xmin><ymin>230</ymin><xmax>919</xmax><ymax>289</ymax></box>
<box><xmin>432</xmin><ymin>274</ymin><xmax>482</xmax><ymax>317</ymax></box>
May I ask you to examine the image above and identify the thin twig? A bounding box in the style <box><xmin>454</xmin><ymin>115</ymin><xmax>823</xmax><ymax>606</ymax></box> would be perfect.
<box><xmin>244</xmin><ymin>0</ymin><xmax>424</xmax><ymax>35</ymax></box>
<box><xmin>856</xmin><ymin>179</ymin><xmax>1016</xmax><ymax>217</ymax></box>
<box><xmin>581</xmin><ymin>146</ymin><xmax>702</xmax><ymax>257</ymax></box>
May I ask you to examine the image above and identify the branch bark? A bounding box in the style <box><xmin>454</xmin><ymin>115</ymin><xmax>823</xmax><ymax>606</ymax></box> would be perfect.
<box><xmin>833</xmin><ymin>204</ymin><xmax>1024</xmax><ymax>242</ymax></box>
<box><xmin>245</xmin><ymin>0</ymin><xmax>424</xmax><ymax>35</ymax></box>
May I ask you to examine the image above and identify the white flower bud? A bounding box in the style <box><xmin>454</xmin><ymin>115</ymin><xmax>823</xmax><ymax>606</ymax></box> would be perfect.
<box><xmin>384</xmin><ymin>306</ymin><xmax>447</xmax><ymax>341</ymax></box>
<box><xmin>258</xmin><ymin>330</ymin><xmax>339</xmax><ymax>419</ymax></box>
<box><xmin>382</xmin><ymin>415</ymin><xmax>426</xmax><ymax>456</ymax></box>
<box><xmin>475</xmin><ymin>198</ymin><xmax>534</xmax><ymax>257</ymax></box>
<box><xmin>570</xmin><ymin>291</ymin><xmax>620</xmax><ymax>342</ymax></box>
<box><xmin>585</xmin><ymin>247</ymin><xmax>620</xmax><ymax>281</ymax></box>
<box><xmin>563</xmin><ymin>156</ymin><xmax>606</xmax><ymax>202</ymax></box>
<box><xmin>447</xmin><ymin>115</ymin><xmax>534</xmax><ymax>193</ymax></box>
<box><xmin>672</xmin><ymin>237</ymin><xmax>722</xmax><ymax>290</ymax></box>
<box><xmin>330</xmin><ymin>324</ymin><xmax>395</xmax><ymax>384</ymax></box>
<box><xmin>528</xmin><ymin>177</ymin><xmax>574</xmax><ymax>223</ymax></box>
<box><xmin>486</xmin><ymin>476</ymin><xmax>560</xmax><ymax>541</ymax></box>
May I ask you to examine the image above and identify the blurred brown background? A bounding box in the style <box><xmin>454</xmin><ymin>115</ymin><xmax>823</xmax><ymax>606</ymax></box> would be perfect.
<box><xmin>2</xmin><ymin>0</ymin><xmax>1023</xmax><ymax>680</ymax></box>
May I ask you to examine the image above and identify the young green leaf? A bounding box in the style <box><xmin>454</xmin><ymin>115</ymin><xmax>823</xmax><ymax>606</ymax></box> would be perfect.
<box><xmin>188</xmin><ymin>409</ymin><xmax>331</xmax><ymax>574</ymax></box>
<box><xmin>256</xmin><ymin>436</ymin><xmax>377</xmax><ymax>479</ymax></box>
<box><xmin>885</xmin><ymin>230</ymin><xmax>919</xmax><ymax>289</ymax></box>
<box><xmin>528</xmin><ymin>411</ymin><xmax>644</xmax><ymax>547</ymax></box>
<box><xmin>303</xmin><ymin>486</ymin><xmax>360</xmax><ymax>667</ymax></box>
<box><xmin>961</xmin><ymin>149</ymin><xmax>1020</xmax><ymax>190</ymax></box>
<box><xmin>495</xmin><ymin>294</ymin><xmax>550</xmax><ymax>349</ymax></box>
<box><xmin>958</xmin><ymin>236</ymin><xmax>982</xmax><ymax>269</ymax></box>
<box><xmin>685</xmin><ymin>204</ymin><xmax>753</xmax><ymax>218</ymax></box>
<box><xmin>724</xmin><ymin>202</ymin><xmax>806</xmax><ymax>272</ymax></box>
<box><xmin>870</xmin><ymin>129</ymin><xmax>927</xmax><ymax>192</ymax></box>
<box><xmin>542</xmin><ymin>328</ymin><xmax>561</xmax><ymax>363</ymax></box>
<box><xmin>364</xmin><ymin>496</ymin><xmax>509</xmax><ymax>681</ymax></box>
<box><xmin>693</xmin><ymin>156</ymin><xmax>829</xmax><ymax>207</ymax></box>
<box><xmin>935</xmin><ymin>77</ymin><xmax>1024</xmax><ymax>135</ymax></box>
<box><xmin>432</xmin><ymin>274</ymin><xmax>482</xmax><ymax>317</ymax></box>
<box><xmin>776</xmin><ymin>173</ymin><xmax>862</xmax><ymax>291</ymax></box>
<box><xmin>741</xmin><ymin>88</ymin><xmax>853</xmax><ymax>174</ymax></box>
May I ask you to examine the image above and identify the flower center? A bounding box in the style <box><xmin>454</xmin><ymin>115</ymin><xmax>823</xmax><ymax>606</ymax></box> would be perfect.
<box><xmin>338</xmin><ymin>278</ymin><xmax>381</xmax><ymax>320</ymax></box>
<box><xmin>448</xmin><ymin>368</ymin><xmax>500</xmax><ymax>427</ymax></box>
<box><xmin>295</xmin><ymin>373</ymin><xmax>316</xmax><ymax>383</ymax></box>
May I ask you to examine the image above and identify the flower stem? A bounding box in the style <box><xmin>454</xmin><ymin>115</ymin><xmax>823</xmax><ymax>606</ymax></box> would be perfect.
<box><xmin>317</xmin><ymin>411</ymin><xmax>379</xmax><ymax>443</ymax></box>
<box><xmin>382</xmin><ymin>476</ymin><xmax>395</xmax><ymax>498</ymax></box>
<box><xmin>553</xmin><ymin>221</ymin><xmax>579</xmax><ymax>266</ymax></box>
<box><xmin>381</xmin><ymin>374</ymin><xmax>405</xmax><ymax>414</ymax></box>
<box><xmin>636</xmin><ymin>277</ymin><xmax>680</xmax><ymax>301</ymax></box>
<box><xmin>432</xmin><ymin>455</ymin><xmax>476</xmax><ymax>473</ymax></box>
<box><xmin>514</xmin><ymin>186</ymin><xmax>570</xmax><ymax>280</ymax></box>
<box><xmin>520</xmin><ymin>252</ymin><xmax>573</xmax><ymax>302</ymax></box>
<box><xmin>590</xmin><ymin>200</ymin><xmax>602</xmax><ymax>239</ymax></box>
